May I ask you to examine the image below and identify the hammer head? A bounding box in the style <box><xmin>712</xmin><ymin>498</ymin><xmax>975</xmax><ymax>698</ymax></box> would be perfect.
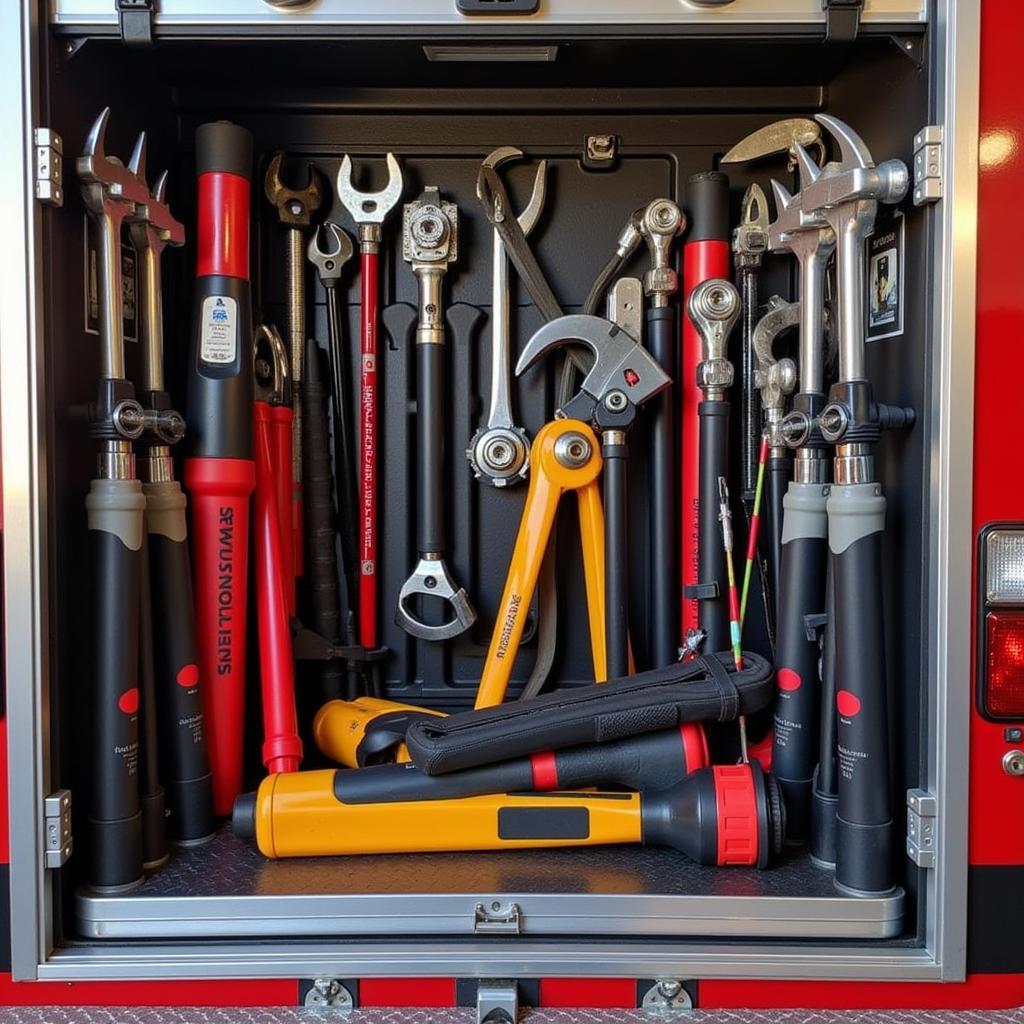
<box><xmin>76</xmin><ymin>107</ymin><xmax>150</xmax><ymax>212</ymax></box>
<box><xmin>336</xmin><ymin>153</ymin><xmax>404</xmax><ymax>226</ymax></box>
<box><xmin>126</xmin><ymin>132</ymin><xmax>185</xmax><ymax>250</ymax></box>
<box><xmin>264</xmin><ymin>151</ymin><xmax>324</xmax><ymax>227</ymax></box>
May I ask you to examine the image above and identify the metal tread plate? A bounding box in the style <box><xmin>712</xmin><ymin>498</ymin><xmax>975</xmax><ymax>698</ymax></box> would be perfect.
<box><xmin>74</xmin><ymin>825</ymin><xmax>905</xmax><ymax>940</ymax></box>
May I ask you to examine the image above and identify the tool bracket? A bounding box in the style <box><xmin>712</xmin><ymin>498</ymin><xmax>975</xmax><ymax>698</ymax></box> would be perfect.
<box><xmin>906</xmin><ymin>789</ymin><xmax>937</xmax><ymax>869</ymax></box>
<box><xmin>116</xmin><ymin>0</ymin><xmax>155</xmax><ymax>47</ymax></box>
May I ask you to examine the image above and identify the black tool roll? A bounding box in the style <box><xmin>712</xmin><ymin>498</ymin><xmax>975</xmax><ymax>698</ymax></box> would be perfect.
<box><xmin>406</xmin><ymin>651</ymin><xmax>773</xmax><ymax>775</ymax></box>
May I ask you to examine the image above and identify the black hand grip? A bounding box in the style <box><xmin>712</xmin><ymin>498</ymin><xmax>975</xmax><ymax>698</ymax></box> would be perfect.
<box><xmin>417</xmin><ymin>342</ymin><xmax>446</xmax><ymax>554</ymax></box>
<box><xmin>196</xmin><ymin>121</ymin><xmax>253</xmax><ymax>178</ymax></box>
<box><xmin>146</xmin><ymin>483</ymin><xmax>215</xmax><ymax>845</ymax></box>
<box><xmin>603</xmin><ymin>435</ymin><xmax>629</xmax><ymax>680</ymax></box>
<box><xmin>685</xmin><ymin>171</ymin><xmax>730</xmax><ymax>242</ymax></box>
<box><xmin>698</xmin><ymin>399</ymin><xmax>730</xmax><ymax>655</ymax></box>
<box><xmin>763</xmin><ymin>453</ymin><xmax>792</xmax><ymax>614</ymax></box>
<box><xmin>303</xmin><ymin>338</ymin><xmax>346</xmax><ymax>702</ymax></box>
<box><xmin>877</xmin><ymin>403</ymin><xmax>916</xmax><ymax>431</ymax></box>
<box><xmin>647</xmin><ymin>306</ymin><xmax>678</xmax><ymax>668</ymax></box>
<box><xmin>811</xmin><ymin>561</ymin><xmax>838</xmax><ymax>867</ymax></box>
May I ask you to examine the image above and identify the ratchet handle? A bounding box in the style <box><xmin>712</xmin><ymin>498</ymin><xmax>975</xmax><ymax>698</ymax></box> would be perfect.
<box><xmin>87</xmin><ymin>478</ymin><xmax>146</xmax><ymax>890</ymax></box>
<box><xmin>359</xmin><ymin>249</ymin><xmax>380</xmax><ymax>649</ymax></box>
<box><xmin>254</xmin><ymin>402</ymin><xmax>303</xmax><ymax>776</ymax></box>
<box><xmin>416</xmin><ymin>340</ymin><xmax>445</xmax><ymax>554</ymax></box>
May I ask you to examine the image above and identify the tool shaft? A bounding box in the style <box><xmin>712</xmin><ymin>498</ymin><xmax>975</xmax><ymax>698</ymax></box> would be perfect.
<box><xmin>359</xmin><ymin>249</ymin><xmax>380</xmax><ymax>650</ymax></box>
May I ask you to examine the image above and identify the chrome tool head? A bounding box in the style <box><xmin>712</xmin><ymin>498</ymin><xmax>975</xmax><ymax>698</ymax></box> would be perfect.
<box><xmin>721</xmin><ymin>117</ymin><xmax>826</xmax><ymax>171</ymax></box>
<box><xmin>336</xmin><ymin>152</ymin><xmax>404</xmax><ymax>227</ymax></box>
<box><xmin>307</xmin><ymin>222</ymin><xmax>355</xmax><ymax>285</ymax></box>
<box><xmin>77</xmin><ymin>107</ymin><xmax>150</xmax><ymax>216</ymax></box>
<box><xmin>479</xmin><ymin>146</ymin><xmax>548</xmax><ymax>236</ymax></box>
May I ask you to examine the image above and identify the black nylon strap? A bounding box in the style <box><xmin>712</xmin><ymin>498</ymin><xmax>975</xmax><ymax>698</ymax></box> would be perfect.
<box><xmin>698</xmin><ymin>653</ymin><xmax>740</xmax><ymax>722</ymax></box>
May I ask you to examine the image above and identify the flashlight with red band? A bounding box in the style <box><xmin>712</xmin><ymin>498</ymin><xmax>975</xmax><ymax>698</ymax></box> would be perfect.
<box><xmin>184</xmin><ymin>121</ymin><xmax>256</xmax><ymax>816</ymax></box>
<box><xmin>680</xmin><ymin>171</ymin><xmax>731</xmax><ymax>650</ymax></box>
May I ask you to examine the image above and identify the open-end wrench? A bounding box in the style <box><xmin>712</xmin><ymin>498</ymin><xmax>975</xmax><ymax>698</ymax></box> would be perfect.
<box><xmin>397</xmin><ymin>187</ymin><xmax>476</xmax><ymax>642</ymax></box>
<box><xmin>336</xmin><ymin>154</ymin><xmax>404</xmax><ymax>657</ymax></box>
<box><xmin>468</xmin><ymin>147</ymin><xmax>547</xmax><ymax>488</ymax></box>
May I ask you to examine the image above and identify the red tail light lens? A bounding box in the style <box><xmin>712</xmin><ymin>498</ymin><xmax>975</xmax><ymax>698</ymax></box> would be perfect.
<box><xmin>985</xmin><ymin>611</ymin><xmax>1024</xmax><ymax>717</ymax></box>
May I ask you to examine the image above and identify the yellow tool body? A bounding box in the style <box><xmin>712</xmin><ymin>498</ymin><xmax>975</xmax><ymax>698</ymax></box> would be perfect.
<box><xmin>313</xmin><ymin>697</ymin><xmax>444</xmax><ymax>767</ymax></box>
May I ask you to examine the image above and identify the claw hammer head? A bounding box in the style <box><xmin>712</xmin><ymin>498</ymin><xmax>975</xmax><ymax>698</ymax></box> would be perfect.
<box><xmin>478</xmin><ymin>147</ymin><xmax>548</xmax><ymax>236</ymax></box>
<box><xmin>264</xmin><ymin>151</ymin><xmax>323</xmax><ymax>228</ymax></box>
<box><xmin>336</xmin><ymin>153</ymin><xmax>404</xmax><ymax>245</ymax></box>
<box><xmin>77</xmin><ymin>107</ymin><xmax>150</xmax><ymax>217</ymax></box>
<box><xmin>125</xmin><ymin>132</ymin><xmax>185</xmax><ymax>251</ymax></box>
<box><xmin>307</xmin><ymin>222</ymin><xmax>355</xmax><ymax>286</ymax></box>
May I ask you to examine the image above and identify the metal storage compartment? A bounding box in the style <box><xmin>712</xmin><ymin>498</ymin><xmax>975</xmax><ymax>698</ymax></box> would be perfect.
<box><xmin>0</xmin><ymin>0</ymin><xmax>978</xmax><ymax>987</ymax></box>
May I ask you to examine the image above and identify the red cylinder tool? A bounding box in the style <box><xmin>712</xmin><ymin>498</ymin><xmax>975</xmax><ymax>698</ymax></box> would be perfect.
<box><xmin>253</xmin><ymin>323</ymin><xmax>302</xmax><ymax>776</ymax></box>
<box><xmin>680</xmin><ymin>172</ymin><xmax>731</xmax><ymax>654</ymax></box>
<box><xmin>184</xmin><ymin>121</ymin><xmax>256</xmax><ymax>816</ymax></box>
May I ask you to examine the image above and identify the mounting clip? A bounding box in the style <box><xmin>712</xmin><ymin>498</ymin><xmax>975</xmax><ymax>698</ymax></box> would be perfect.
<box><xmin>823</xmin><ymin>0</ymin><xmax>863</xmax><ymax>43</ymax></box>
<box><xmin>117</xmin><ymin>0</ymin><xmax>155</xmax><ymax>47</ymax></box>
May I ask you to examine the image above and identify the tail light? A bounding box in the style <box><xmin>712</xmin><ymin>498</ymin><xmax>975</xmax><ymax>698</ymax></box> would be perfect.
<box><xmin>978</xmin><ymin>525</ymin><xmax>1024</xmax><ymax>719</ymax></box>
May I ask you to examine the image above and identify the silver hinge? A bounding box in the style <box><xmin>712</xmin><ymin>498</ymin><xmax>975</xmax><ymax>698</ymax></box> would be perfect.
<box><xmin>913</xmin><ymin>126</ymin><xmax>944</xmax><ymax>206</ymax></box>
<box><xmin>34</xmin><ymin>128</ymin><xmax>63</xmax><ymax>207</ymax></box>
<box><xmin>303</xmin><ymin>978</ymin><xmax>353</xmax><ymax>1014</ymax></box>
<box><xmin>44</xmin><ymin>790</ymin><xmax>72</xmax><ymax>868</ymax></box>
<box><xmin>907</xmin><ymin>788</ymin><xmax>937</xmax><ymax>869</ymax></box>
<box><xmin>642</xmin><ymin>979</ymin><xmax>694</xmax><ymax>1016</ymax></box>
<box><xmin>477</xmin><ymin>980</ymin><xmax>519</xmax><ymax>1024</ymax></box>
<box><xmin>474</xmin><ymin>900</ymin><xmax>522</xmax><ymax>934</ymax></box>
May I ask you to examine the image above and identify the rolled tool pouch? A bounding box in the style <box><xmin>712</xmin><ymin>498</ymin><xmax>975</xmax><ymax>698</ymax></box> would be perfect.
<box><xmin>406</xmin><ymin>651</ymin><xmax>773</xmax><ymax>775</ymax></box>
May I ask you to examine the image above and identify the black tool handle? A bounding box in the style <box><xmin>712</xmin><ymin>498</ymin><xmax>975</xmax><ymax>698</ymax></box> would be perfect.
<box><xmin>831</xmin><ymin>484</ymin><xmax>893</xmax><ymax>895</ymax></box>
<box><xmin>87</xmin><ymin>480</ymin><xmax>145</xmax><ymax>890</ymax></box>
<box><xmin>603</xmin><ymin>433</ymin><xmax>630</xmax><ymax>680</ymax></box>
<box><xmin>698</xmin><ymin>399</ymin><xmax>730</xmax><ymax>655</ymax></box>
<box><xmin>417</xmin><ymin>342</ymin><xmax>446</xmax><ymax>554</ymax></box>
<box><xmin>146</xmin><ymin>482</ymin><xmax>215</xmax><ymax>845</ymax></box>
<box><xmin>647</xmin><ymin>306</ymin><xmax>677</xmax><ymax>668</ymax></box>
<box><xmin>137</xmin><ymin>529</ymin><xmax>167</xmax><ymax>869</ymax></box>
<box><xmin>763</xmin><ymin>453</ymin><xmax>791</xmax><ymax>614</ymax></box>
<box><xmin>811</xmin><ymin>561</ymin><xmax>838</xmax><ymax>867</ymax></box>
<box><xmin>303</xmin><ymin>338</ymin><xmax>347</xmax><ymax>702</ymax></box>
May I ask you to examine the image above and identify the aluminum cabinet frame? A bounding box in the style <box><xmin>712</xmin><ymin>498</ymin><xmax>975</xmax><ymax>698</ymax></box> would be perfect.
<box><xmin>1</xmin><ymin>0</ymin><xmax>978</xmax><ymax>983</ymax></box>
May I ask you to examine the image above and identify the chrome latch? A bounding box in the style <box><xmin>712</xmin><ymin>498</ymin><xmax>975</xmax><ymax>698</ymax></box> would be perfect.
<box><xmin>44</xmin><ymin>790</ymin><xmax>72</xmax><ymax>868</ymax></box>
<box><xmin>477</xmin><ymin>979</ymin><xmax>519</xmax><ymax>1024</ymax></box>
<box><xmin>913</xmin><ymin>126</ymin><xmax>944</xmax><ymax>206</ymax></box>
<box><xmin>907</xmin><ymin>788</ymin><xmax>937</xmax><ymax>868</ymax></box>
<box><xmin>474</xmin><ymin>900</ymin><xmax>522</xmax><ymax>934</ymax></box>
<box><xmin>303</xmin><ymin>978</ymin><xmax>353</xmax><ymax>1014</ymax></box>
<box><xmin>643</xmin><ymin>979</ymin><xmax>694</xmax><ymax>1016</ymax></box>
<box><xmin>34</xmin><ymin>128</ymin><xmax>63</xmax><ymax>207</ymax></box>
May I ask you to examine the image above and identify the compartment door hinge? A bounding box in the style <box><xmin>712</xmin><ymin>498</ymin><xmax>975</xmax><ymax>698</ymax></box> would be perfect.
<box><xmin>907</xmin><ymin>788</ymin><xmax>937</xmax><ymax>869</ymax></box>
<box><xmin>474</xmin><ymin>901</ymin><xmax>522</xmax><ymax>934</ymax></box>
<box><xmin>116</xmin><ymin>0</ymin><xmax>155</xmax><ymax>47</ymax></box>
<box><xmin>823</xmin><ymin>0</ymin><xmax>863</xmax><ymax>43</ymax></box>
<box><xmin>34</xmin><ymin>128</ymin><xmax>63</xmax><ymax>207</ymax></box>
<box><xmin>43</xmin><ymin>790</ymin><xmax>72</xmax><ymax>868</ymax></box>
<box><xmin>913</xmin><ymin>126</ymin><xmax>944</xmax><ymax>206</ymax></box>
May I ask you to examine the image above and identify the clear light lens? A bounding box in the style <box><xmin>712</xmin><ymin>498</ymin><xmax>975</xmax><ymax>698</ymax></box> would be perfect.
<box><xmin>986</xmin><ymin>611</ymin><xmax>1024</xmax><ymax>717</ymax></box>
<box><xmin>987</xmin><ymin>531</ymin><xmax>1024</xmax><ymax>604</ymax></box>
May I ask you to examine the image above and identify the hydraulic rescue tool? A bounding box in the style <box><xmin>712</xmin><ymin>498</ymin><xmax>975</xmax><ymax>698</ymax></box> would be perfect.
<box><xmin>767</xmin><ymin>163</ymin><xmax>836</xmax><ymax>845</ymax></box>
<box><xmin>184</xmin><ymin>120</ymin><xmax>256</xmax><ymax>818</ymax></box>
<box><xmin>794</xmin><ymin>114</ymin><xmax>912</xmax><ymax>894</ymax></box>
<box><xmin>336</xmin><ymin>154</ymin><xmax>404</xmax><ymax>659</ymax></box>
<box><xmin>313</xmin><ymin>696</ymin><xmax>444</xmax><ymax>767</ymax></box>
<box><xmin>680</xmin><ymin>172</ymin><xmax>731</xmax><ymax>656</ymax></box>
<box><xmin>396</xmin><ymin>187</ymin><xmax>477</xmax><ymax>641</ymax></box>
<box><xmin>306</xmin><ymin>223</ymin><xmax>359</xmax><ymax>698</ymax></box>
<box><xmin>79</xmin><ymin>108</ymin><xmax>151</xmax><ymax>890</ymax></box>
<box><xmin>687</xmin><ymin>278</ymin><xmax>741</xmax><ymax>659</ymax></box>
<box><xmin>126</xmin><ymin>136</ymin><xmax>215</xmax><ymax>849</ymax></box>
<box><xmin>639</xmin><ymin>199</ymin><xmax>686</xmax><ymax>669</ymax></box>
<box><xmin>233</xmin><ymin>760</ymin><xmax>784</xmax><ymax>868</ymax></box>
<box><xmin>263</xmin><ymin>152</ymin><xmax>323</xmax><ymax>589</ymax></box>
<box><xmin>252</xmin><ymin>324</ymin><xmax>302</xmax><ymax>776</ymax></box>
<box><xmin>468</xmin><ymin>147</ymin><xmax>547</xmax><ymax>488</ymax></box>
<box><xmin>474</xmin><ymin>314</ymin><xmax>671</xmax><ymax>708</ymax></box>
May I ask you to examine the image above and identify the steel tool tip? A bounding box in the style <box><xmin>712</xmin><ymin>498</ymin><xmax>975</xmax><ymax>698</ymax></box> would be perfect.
<box><xmin>770</xmin><ymin>178</ymin><xmax>794</xmax><ymax>213</ymax></box>
<box><xmin>128</xmin><ymin>131</ymin><xmax>147</xmax><ymax>180</ymax></box>
<box><xmin>793</xmin><ymin>142</ymin><xmax>822</xmax><ymax>189</ymax></box>
<box><xmin>815</xmin><ymin>113</ymin><xmax>873</xmax><ymax>169</ymax></box>
<box><xmin>740</xmin><ymin>183</ymin><xmax>769</xmax><ymax>228</ymax></box>
<box><xmin>83</xmin><ymin>106</ymin><xmax>111</xmax><ymax>158</ymax></box>
<box><xmin>153</xmin><ymin>169</ymin><xmax>169</xmax><ymax>204</ymax></box>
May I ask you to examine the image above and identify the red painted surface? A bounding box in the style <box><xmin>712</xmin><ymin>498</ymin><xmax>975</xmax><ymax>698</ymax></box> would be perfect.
<box><xmin>539</xmin><ymin>978</ymin><xmax>635</xmax><ymax>1008</ymax></box>
<box><xmin>681</xmin><ymin>722</ymin><xmax>710</xmax><ymax>773</ymax></box>
<box><xmin>712</xmin><ymin>764</ymin><xmax>760</xmax><ymax>865</ymax></box>
<box><xmin>0</xmin><ymin>975</ymin><xmax>297</xmax><ymax>1007</ymax></box>
<box><xmin>358</xmin><ymin>978</ymin><xmax>456</xmax><ymax>1008</ymax></box>
<box><xmin>195</xmin><ymin>173</ymin><xmax>250</xmax><ymax>280</ymax></box>
<box><xmin>529</xmin><ymin>751</ymin><xmax>559</xmax><ymax>790</ymax></box>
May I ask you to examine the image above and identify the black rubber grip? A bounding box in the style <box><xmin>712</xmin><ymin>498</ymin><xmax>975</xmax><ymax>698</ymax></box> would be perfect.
<box><xmin>148</xmin><ymin>525</ymin><xmax>215</xmax><ymax>845</ymax></box>
<box><xmin>763</xmin><ymin>454</ymin><xmax>791</xmax><ymax>613</ymax></box>
<box><xmin>417</xmin><ymin>342</ymin><xmax>446</xmax><ymax>554</ymax></box>
<box><xmin>698</xmin><ymin>399</ymin><xmax>730</xmax><ymax>656</ymax></box>
<box><xmin>603</xmin><ymin>436</ymin><xmax>629</xmax><ymax>680</ymax></box>
<box><xmin>811</xmin><ymin>562</ymin><xmax>838</xmax><ymax>867</ymax></box>
<box><xmin>302</xmin><ymin>338</ymin><xmax>345</xmax><ymax>703</ymax></box>
<box><xmin>640</xmin><ymin>767</ymin><xmax>719</xmax><ymax>866</ymax></box>
<box><xmin>196</xmin><ymin>121</ymin><xmax>253</xmax><ymax>179</ymax></box>
<box><xmin>647</xmin><ymin>306</ymin><xmax>678</xmax><ymax>668</ymax></box>
<box><xmin>684</xmin><ymin>171</ymin><xmax>730</xmax><ymax>242</ymax></box>
<box><xmin>772</xmin><ymin>532</ymin><xmax>828</xmax><ymax>843</ymax></box>
<box><xmin>89</xmin><ymin>526</ymin><xmax>143</xmax><ymax>890</ymax></box>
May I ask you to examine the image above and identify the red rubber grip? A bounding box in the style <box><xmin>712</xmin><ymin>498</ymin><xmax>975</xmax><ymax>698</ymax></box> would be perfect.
<box><xmin>183</xmin><ymin>455</ymin><xmax>256</xmax><ymax>816</ymax></box>
<box><xmin>254</xmin><ymin>403</ymin><xmax>302</xmax><ymax>776</ymax></box>
<box><xmin>196</xmin><ymin>172</ymin><xmax>250</xmax><ymax>280</ymax></box>
<box><xmin>359</xmin><ymin>249</ymin><xmax>380</xmax><ymax>650</ymax></box>
<box><xmin>680</xmin><ymin>239</ymin><xmax>731</xmax><ymax>643</ymax></box>
<box><xmin>713</xmin><ymin>763</ymin><xmax>760</xmax><ymax>866</ymax></box>
<box><xmin>680</xmin><ymin>722</ymin><xmax>710</xmax><ymax>775</ymax></box>
<box><xmin>269</xmin><ymin>405</ymin><xmax>295</xmax><ymax>616</ymax></box>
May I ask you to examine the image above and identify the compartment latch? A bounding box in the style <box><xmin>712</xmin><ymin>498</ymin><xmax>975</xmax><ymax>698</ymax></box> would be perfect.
<box><xmin>906</xmin><ymin>788</ymin><xmax>937</xmax><ymax>869</ymax></box>
<box><xmin>477</xmin><ymin>980</ymin><xmax>519</xmax><ymax>1024</ymax></box>
<box><xmin>642</xmin><ymin>980</ymin><xmax>694</xmax><ymax>1016</ymax></box>
<box><xmin>474</xmin><ymin>900</ymin><xmax>522</xmax><ymax>934</ymax></box>
<box><xmin>33</xmin><ymin>128</ymin><xmax>63</xmax><ymax>208</ymax></box>
<box><xmin>913</xmin><ymin>126</ymin><xmax>944</xmax><ymax>206</ymax></box>
<box><xmin>823</xmin><ymin>0</ymin><xmax>864</xmax><ymax>43</ymax></box>
<box><xmin>116</xmin><ymin>0</ymin><xmax>155</xmax><ymax>47</ymax></box>
<box><xmin>43</xmin><ymin>790</ymin><xmax>73</xmax><ymax>869</ymax></box>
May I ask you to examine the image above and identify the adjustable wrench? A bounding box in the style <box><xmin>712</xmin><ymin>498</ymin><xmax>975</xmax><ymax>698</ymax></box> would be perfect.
<box><xmin>264</xmin><ymin>153</ymin><xmax>323</xmax><ymax>585</ymax></box>
<box><xmin>336</xmin><ymin>154</ymin><xmax>404</xmax><ymax>656</ymax></box>
<box><xmin>397</xmin><ymin>187</ymin><xmax>476</xmax><ymax>641</ymax></box>
<box><xmin>468</xmin><ymin>147</ymin><xmax>547</xmax><ymax>488</ymax></box>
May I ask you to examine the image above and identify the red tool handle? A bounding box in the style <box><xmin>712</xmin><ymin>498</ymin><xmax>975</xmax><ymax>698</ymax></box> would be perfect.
<box><xmin>359</xmin><ymin>249</ymin><xmax>380</xmax><ymax>650</ymax></box>
<box><xmin>270</xmin><ymin>405</ymin><xmax>295</xmax><ymax>615</ymax></box>
<box><xmin>253</xmin><ymin>401</ymin><xmax>303</xmax><ymax>776</ymax></box>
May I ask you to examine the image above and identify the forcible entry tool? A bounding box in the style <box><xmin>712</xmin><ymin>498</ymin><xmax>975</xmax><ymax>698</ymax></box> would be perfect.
<box><xmin>795</xmin><ymin>114</ymin><xmax>912</xmax><ymax>893</ymax></box>
<box><xmin>468</xmin><ymin>147</ymin><xmax>547</xmax><ymax>488</ymax></box>
<box><xmin>79</xmin><ymin>108</ymin><xmax>150</xmax><ymax>890</ymax></box>
<box><xmin>264</xmin><ymin>152</ymin><xmax>323</xmax><ymax>591</ymax></box>
<box><xmin>396</xmin><ymin>187</ymin><xmax>477</xmax><ymax>641</ymax></box>
<box><xmin>184</xmin><ymin>120</ymin><xmax>256</xmax><ymax>818</ymax></box>
<box><xmin>126</xmin><ymin>134</ymin><xmax>215</xmax><ymax>848</ymax></box>
<box><xmin>336</xmin><ymin>154</ymin><xmax>404</xmax><ymax>659</ymax></box>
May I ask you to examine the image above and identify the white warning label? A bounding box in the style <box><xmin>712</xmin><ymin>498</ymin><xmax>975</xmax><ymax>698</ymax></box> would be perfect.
<box><xmin>200</xmin><ymin>295</ymin><xmax>237</xmax><ymax>364</ymax></box>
